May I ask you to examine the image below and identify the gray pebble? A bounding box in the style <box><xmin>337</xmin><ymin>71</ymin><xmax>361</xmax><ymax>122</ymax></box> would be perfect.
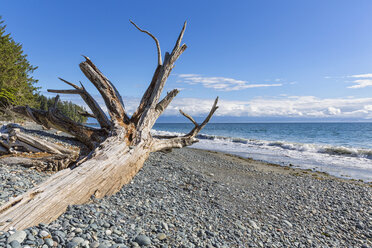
<box><xmin>44</xmin><ymin>238</ymin><xmax>54</xmax><ymax>247</ymax></box>
<box><xmin>7</xmin><ymin>230</ymin><xmax>26</xmax><ymax>244</ymax></box>
<box><xmin>9</xmin><ymin>240</ymin><xmax>21</xmax><ymax>248</ymax></box>
<box><xmin>134</xmin><ymin>234</ymin><xmax>151</xmax><ymax>246</ymax></box>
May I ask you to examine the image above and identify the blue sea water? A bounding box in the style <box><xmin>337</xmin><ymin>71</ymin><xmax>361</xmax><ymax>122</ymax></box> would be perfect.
<box><xmin>152</xmin><ymin>123</ymin><xmax>372</xmax><ymax>182</ymax></box>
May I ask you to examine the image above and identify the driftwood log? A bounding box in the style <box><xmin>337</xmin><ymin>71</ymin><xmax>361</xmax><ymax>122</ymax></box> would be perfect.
<box><xmin>0</xmin><ymin>124</ymin><xmax>80</xmax><ymax>171</ymax></box>
<box><xmin>0</xmin><ymin>21</ymin><xmax>218</xmax><ymax>231</ymax></box>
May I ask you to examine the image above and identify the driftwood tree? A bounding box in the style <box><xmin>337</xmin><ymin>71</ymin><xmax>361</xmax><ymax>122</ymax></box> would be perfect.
<box><xmin>0</xmin><ymin>21</ymin><xmax>218</xmax><ymax>231</ymax></box>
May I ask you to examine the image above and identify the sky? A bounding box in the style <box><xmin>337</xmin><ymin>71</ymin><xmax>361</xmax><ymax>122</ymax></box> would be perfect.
<box><xmin>1</xmin><ymin>0</ymin><xmax>372</xmax><ymax>122</ymax></box>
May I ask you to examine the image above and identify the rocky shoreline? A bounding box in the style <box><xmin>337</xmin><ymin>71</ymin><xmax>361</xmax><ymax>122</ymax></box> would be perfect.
<box><xmin>0</xmin><ymin>124</ymin><xmax>371</xmax><ymax>247</ymax></box>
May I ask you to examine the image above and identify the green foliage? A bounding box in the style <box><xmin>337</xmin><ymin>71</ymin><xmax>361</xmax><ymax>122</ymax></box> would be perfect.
<box><xmin>0</xmin><ymin>17</ymin><xmax>87</xmax><ymax>123</ymax></box>
<box><xmin>0</xmin><ymin>88</ymin><xmax>17</xmax><ymax>106</ymax></box>
<box><xmin>37</xmin><ymin>95</ymin><xmax>88</xmax><ymax>123</ymax></box>
<box><xmin>0</xmin><ymin>16</ymin><xmax>39</xmax><ymax>108</ymax></box>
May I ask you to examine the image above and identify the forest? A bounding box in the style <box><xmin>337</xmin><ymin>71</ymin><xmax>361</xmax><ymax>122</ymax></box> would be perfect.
<box><xmin>0</xmin><ymin>16</ymin><xmax>87</xmax><ymax>123</ymax></box>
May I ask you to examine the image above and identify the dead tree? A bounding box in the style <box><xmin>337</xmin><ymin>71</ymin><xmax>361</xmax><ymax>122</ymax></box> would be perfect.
<box><xmin>0</xmin><ymin>21</ymin><xmax>218</xmax><ymax>231</ymax></box>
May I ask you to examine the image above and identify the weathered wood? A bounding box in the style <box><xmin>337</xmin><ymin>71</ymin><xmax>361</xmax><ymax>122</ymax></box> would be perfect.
<box><xmin>12</xmin><ymin>106</ymin><xmax>107</xmax><ymax>149</ymax></box>
<box><xmin>130</xmin><ymin>20</ymin><xmax>162</xmax><ymax>66</ymax></box>
<box><xmin>14</xmin><ymin>132</ymin><xmax>62</xmax><ymax>154</ymax></box>
<box><xmin>8</xmin><ymin>140</ymin><xmax>43</xmax><ymax>153</ymax></box>
<box><xmin>79</xmin><ymin>57</ymin><xmax>130</xmax><ymax>126</ymax></box>
<box><xmin>135</xmin><ymin>22</ymin><xmax>188</xmax><ymax>142</ymax></box>
<box><xmin>48</xmin><ymin>78</ymin><xmax>111</xmax><ymax>130</ymax></box>
<box><xmin>155</xmin><ymin>89</ymin><xmax>179</xmax><ymax>115</ymax></box>
<box><xmin>0</xmin><ymin>145</ymin><xmax>7</xmax><ymax>154</ymax></box>
<box><xmin>0</xmin><ymin>133</ymin><xmax>149</xmax><ymax>230</ymax></box>
<box><xmin>0</xmin><ymin>124</ymin><xmax>80</xmax><ymax>170</ymax></box>
<box><xmin>0</xmin><ymin>21</ymin><xmax>218</xmax><ymax>231</ymax></box>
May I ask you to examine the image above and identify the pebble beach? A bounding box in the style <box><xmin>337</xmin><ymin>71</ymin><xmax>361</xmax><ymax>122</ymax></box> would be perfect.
<box><xmin>0</xmin><ymin>125</ymin><xmax>371</xmax><ymax>248</ymax></box>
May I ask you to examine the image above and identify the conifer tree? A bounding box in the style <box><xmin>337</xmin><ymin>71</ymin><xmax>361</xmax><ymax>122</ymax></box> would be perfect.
<box><xmin>0</xmin><ymin>16</ymin><xmax>39</xmax><ymax>108</ymax></box>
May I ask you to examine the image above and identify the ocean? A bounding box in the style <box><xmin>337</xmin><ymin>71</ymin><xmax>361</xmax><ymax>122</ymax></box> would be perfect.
<box><xmin>152</xmin><ymin>123</ymin><xmax>372</xmax><ymax>182</ymax></box>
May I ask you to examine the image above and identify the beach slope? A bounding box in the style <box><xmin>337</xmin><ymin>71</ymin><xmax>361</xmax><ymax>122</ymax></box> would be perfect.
<box><xmin>0</xmin><ymin>147</ymin><xmax>371</xmax><ymax>247</ymax></box>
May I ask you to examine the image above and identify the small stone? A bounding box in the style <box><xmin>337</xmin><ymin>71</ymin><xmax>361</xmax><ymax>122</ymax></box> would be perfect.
<box><xmin>135</xmin><ymin>234</ymin><xmax>151</xmax><ymax>246</ymax></box>
<box><xmin>91</xmin><ymin>241</ymin><xmax>100</xmax><ymax>248</ymax></box>
<box><xmin>283</xmin><ymin>220</ymin><xmax>293</xmax><ymax>228</ymax></box>
<box><xmin>90</xmin><ymin>224</ymin><xmax>99</xmax><ymax>230</ymax></box>
<box><xmin>105</xmin><ymin>229</ymin><xmax>112</xmax><ymax>235</ymax></box>
<box><xmin>39</xmin><ymin>230</ymin><xmax>51</xmax><ymax>239</ymax></box>
<box><xmin>356</xmin><ymin>222</ymin><xmax>364</xmax><ymax>229</ymax></box>
<box><xmin>66</xmin><ymin>241</ymin><xmax>79</xmax><ymax>248</ymax></box>
<box><xmin>74</xmin><ymin>228</ymin><xmax>83</xmax><ymax>233</ymax></box>
<box><xmin>44</xmin><ymin>238</ymin><xmax>54</xmax><ymax>247</ymax></box>
<box><xmin>27</xmin><ymin>234</ymin><xmax>36</xmax><ymax>241</ymax></box>
<box><xmin>156</xmin><ymin>233</ymin><xmax>166</xmax><ymax>240</ymax></box>
<box><xmin>71</xmin><ymin>237</ymin><xmax>85</xmax><ymax>245</ymax></box>
<box><xmin>248</xmin><ymin>220</ymin><xmax>259</xmax><ymax>229</ymax></box>
<box><xmin>9</xmin><ymin>240</ymin><xmax>21</xmax><ymax>248</ymax></box>
<box><xmin>7</xmin><ymin>230</ymin><xmax>27</xmax><ymax>244</ymax></box>
<box><xmin>161</xmin><ymin>222</ymin><xmax>169</xmax><ymax>231</ymax></box>
<box><xmin>131</xmin><ymin>242</ymin><xmax>140</xmax><ymax>248</ymax></box>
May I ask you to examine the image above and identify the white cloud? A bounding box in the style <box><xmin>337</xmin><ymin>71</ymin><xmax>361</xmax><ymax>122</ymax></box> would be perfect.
<box><xmin>45</xmin><ymin>90</ymin><xmax>372</xmax><ymax>120</ymax></box>
<box><xmin>348</xmin><ymin>79</ymin><xmax>372</xmax><ymax>89</ymax></box>
<box><xmin>347</xmin><ymin>73</ymin><xmax>372</xmax><ymax>88</ymax></box>
<box><xmin>326</xmin><ymin>107</ymin><xmax>341</xmax><ymax>115</ymax></box>
<box><xmin>160</xmin><ymin>96</ymin><xmax>372</xmax><ymax>119</ymax></box>
<box><xmin>349</xmin><ymin>73</ymin><xmax>372</xmax><ymax>78</ymax></box>
<box><xmin>178</xmin><ymin>74</ymin><xmax>282</xmax><ymax>91</ymax></box>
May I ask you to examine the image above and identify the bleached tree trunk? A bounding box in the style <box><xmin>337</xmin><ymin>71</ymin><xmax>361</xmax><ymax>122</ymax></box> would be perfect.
<box><xmin>0</xmin><ymin>21</ymin><xmax>218</xmax><ymax>231</ymax></box>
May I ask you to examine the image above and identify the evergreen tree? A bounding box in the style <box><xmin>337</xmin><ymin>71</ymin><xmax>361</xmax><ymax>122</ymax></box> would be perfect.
<box><xmin>38</xmin><ymin>96</ymin><xmax>88</xmax><ymax>123</ymax></box>
<box><xmin>0</xmin><ymin>17</ymin><xmax>87</xmax><ymax>123</ymax></box>
<box><xmin>0</xmin><ymin>16</ymin><xmax>39</xmax><ymax>108</ymax></box>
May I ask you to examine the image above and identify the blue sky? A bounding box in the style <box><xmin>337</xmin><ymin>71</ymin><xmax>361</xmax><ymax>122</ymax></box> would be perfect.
<box><xmin>2</xmin><ymin>0</ymin><xmax>372</xmax><ymax>121</ymax></box>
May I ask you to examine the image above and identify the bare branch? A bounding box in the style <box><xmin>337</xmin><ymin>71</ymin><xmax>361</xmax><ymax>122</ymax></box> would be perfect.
<box><xmin>197</xmin><ymin>97</ymin><xmax>219</xmax><ymax>130</ymax></box>
<box><xmin>51</xmin><ymin>95</ymin><xmax>60</xmax><ymax>110</ymax></box>
<box><xmin>58</xmin><ymin>77</ymin><xmax>80</xmax><ymax>90</ymax></box>
<box><xmin>135</xmin><ymin>23</ymin><xmax>188</xmax><ymax>138</ymax></box>
<box><xmin>82</xmin><ymin>56</ymin><xmax>126</xmax><ymax>109</ymax></box>
<box><xmin>12</xmin><ymin>106</ymin><xmax>107</xmax><ymax>149</ymax></box>
<box><xmin>78</xmin><ymin>110</ymin><xmax>96</xmax><ymax>118</ymax></box>
<box><xmin>187</xmin><ymin>97</ymin><xmax>218</xmax><ymax>137</ymax></box>
<box><xmin>151</xmin><ymin>136</ymin><xmax>198</xmax><ymax>152</ymax></box>
<box><xmin>151</xmin><ymin>97</ymin><xmax>218</xmax><ymax>152</ymax></box>
<box><xmin>48</xmin><ymin>89</ymin><xmax>80</xmax><ymax>94</ymax></box>
<box><xmin>179</xmin><ymin>109</ymin><xmax>198</xmax><ymax>127</ymax></box>
<box><xmin>131</xmin><ymin>65</ymin><xmax>161</xmax><ymax>124</ymax></box>
<box><xmin>173</xmin><ymin>21</ymin><xmax>187</xmax><ymax>52</ymax></box>
<box><xmin>155</xmin><ymin>89</ymin><xmax>179</xmax><ymax>115</ymax></box>
<box><xmin>130</xmin><ymin>20</ymin><xmax>162</xmax><ymax>66</ymax></box>
<box><xmin>80</xmin><ymin>57</ymin><xmax>129</xmax><ymax>125</ymax></box>
<box><xmin>25</xmin><ymin>105</ymin><xmax>42</xmax><ymax>126</ymax></box>
<box><xmin>50</xmin><ymin>78</ymin><xmax>111</xmax><ymax>130</ymax></box>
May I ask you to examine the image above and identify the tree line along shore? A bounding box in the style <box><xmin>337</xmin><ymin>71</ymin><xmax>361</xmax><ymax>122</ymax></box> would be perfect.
<box><xmin>0</xmin><ymin>16</ymin><xmax>87</xmax><ymax>123</ymax></box>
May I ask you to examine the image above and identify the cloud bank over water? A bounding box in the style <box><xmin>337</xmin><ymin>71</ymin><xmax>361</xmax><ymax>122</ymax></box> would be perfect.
<box><xmin>45</xmin><ymin>91</ymin><xmax>372</xmax><ymax>121</ymax></box>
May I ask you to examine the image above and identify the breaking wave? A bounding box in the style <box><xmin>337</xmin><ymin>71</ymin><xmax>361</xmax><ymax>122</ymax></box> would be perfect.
<box><xmin>151</xmin><ymin>129</ymin><xmax>372</xmax><ymax>160</ymax></box>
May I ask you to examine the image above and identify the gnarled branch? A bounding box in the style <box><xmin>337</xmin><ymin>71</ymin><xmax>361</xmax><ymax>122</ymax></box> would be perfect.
<box><xmin>12</xmin><ymin>106</ymin><xmax>107</xmax><ymax>149</ymax></box>
<box><xmin>48</xmin><ymin>78</ymin><xmax>111</xmax><ymax>129</ymax></box>
<box><xmin>79</xmin><ymin>56</ymin><xmax>129</xmax><ymax>126</ymax></box>
<box><xmin>130</xmin><ymin>20</ymin><xmax>162</xmax><ymax>66</ymax></box>
<box><xmin>179</xmin><ymin>109</ymin><xmax>198</xmax><ymax>127</ymax></box>
<box><xmin>151</xmin><ymin>97</ymin><xmax>219</xmax><ymax>152</ymax></box>
<box><xmin>135</xmin><ymin>22</ymin><xmax>188</xmax><ymax>140</ymax></box>
<box><xmin>155</xmin><ymin>89</ymin><xmax>179</xmax><ymax>117</ymax></box>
